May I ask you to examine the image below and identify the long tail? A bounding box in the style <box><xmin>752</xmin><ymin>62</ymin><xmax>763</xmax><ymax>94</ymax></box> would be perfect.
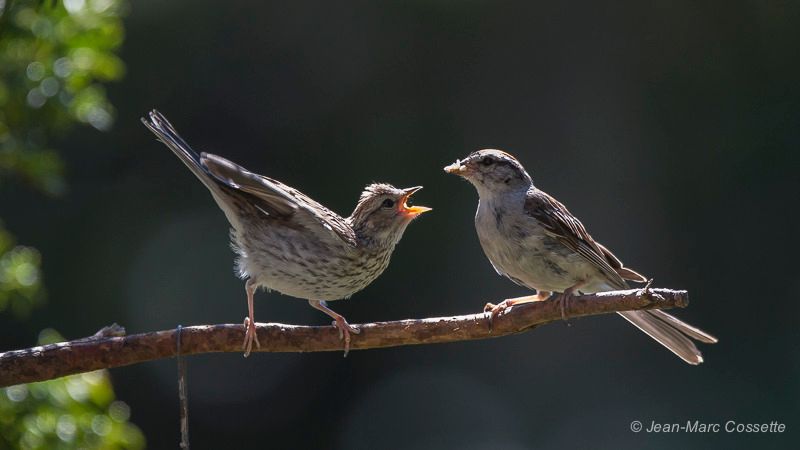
<box><xmin>141</xmin><ymin>110</ymin><xmax>213</xmax><ymax>188</ymax></box>
<box><xmin>617</xmin><ymin>310</ymin><xmax>718</xmax><ymax>365</ymax></box>
<box><xmin>141</xmin><ymin>110</ymin><xmax>245</xmax><ymax>228</ymax></box>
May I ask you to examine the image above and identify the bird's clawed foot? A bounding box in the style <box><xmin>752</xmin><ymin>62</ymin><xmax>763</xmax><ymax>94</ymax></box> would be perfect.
<box><xmin>638</xmin><ymin>278</ymin><xmax>654</xmax><ymax>297</ymax></box>
<box><xmin>484</xmin><ymin>292</ymin><xmax>552</xmax><ymax>332</ymax></box>
<box><xmin>242</xmin><ymin>316</ymin><xmax>261</xmax><ymax>357</ymax></box>
<box><xmin>555</xmin><ymin>294</ymin><xmax>571</xmax><ymax>326</ymax></box>
<box><xmin>308</xmin><ymin>300</ymin><xmax>361</xmax><ymax>357</ymax></box>
<box><xmin>332</xmin><ymin>317</ymin><xmax>360</xmax><ymax>357</ymax></box>
<box><xmin>555</xmin><ymin>285</ymin><xmax>583</xmax><ymax>326</ymax></box>
<box><xmin>484</xmin><ymin>300</ymin><xmax>512</xmax><ymax>332</ymax></box>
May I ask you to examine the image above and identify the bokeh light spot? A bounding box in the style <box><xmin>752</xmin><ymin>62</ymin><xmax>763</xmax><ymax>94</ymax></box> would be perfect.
<box><xmin>108</xmin><ymin>400</ymin><xmax>130</xmax><ymax>422</ymax></box>
<box><xmin>55</xmin><ymin>415</ymin><xmax>77</xmax><ymax>442</ymax></box>
<box><xmin>25</xmin><ymin>61</ymin><xmax>45</xmax><ymax>81</ymax></box>
<box><xmin>5</xmin><ymin>384</ymin><xmax>28</xmax><ymax>402</ymax></box>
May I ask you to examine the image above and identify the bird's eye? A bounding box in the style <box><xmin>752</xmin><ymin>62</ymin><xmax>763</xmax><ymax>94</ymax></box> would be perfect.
<box><xmin>482</xmin><ymin>157</ymin><xmax>494</xmax><ymax>166</ymax></box>
<box><xmin>382</xmin><ymin>199</ymin><xmax>395</xmax><ymax>208</ymax></box>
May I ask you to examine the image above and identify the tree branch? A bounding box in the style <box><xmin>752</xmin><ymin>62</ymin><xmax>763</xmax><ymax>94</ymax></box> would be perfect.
<box><xmin>0</xmin><ymin>287</ymin><xmax>687</xmax><ymax>387</ymax></box>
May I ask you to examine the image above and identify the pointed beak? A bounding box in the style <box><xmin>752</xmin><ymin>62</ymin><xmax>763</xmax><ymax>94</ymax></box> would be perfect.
<box><xmin>399</xmin><ymin>186</ymin><xmax>432</xmax><ymax>218</ymax></box>
<box><xmin>444</xmin><ymin>159</ymin><xmax>468</xmax><ymax>176</ymax></box>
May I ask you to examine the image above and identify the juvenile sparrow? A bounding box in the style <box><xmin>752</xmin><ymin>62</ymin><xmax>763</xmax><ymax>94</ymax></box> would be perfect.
<box><xmin>445</xmin><ymin>149</ymin><xmax>717</xmax><ymax>364</ymax></box>
<box><xmin>142</xmin><ymin>110</ymin><xmax>430</xmax><ymax>356</ymax></box>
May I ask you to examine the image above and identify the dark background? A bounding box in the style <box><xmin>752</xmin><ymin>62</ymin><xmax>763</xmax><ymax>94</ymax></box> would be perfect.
<box><xmin>3</xmin><ymin>1</ymin><xmax>799</xmax><ymax>448</ymax></box>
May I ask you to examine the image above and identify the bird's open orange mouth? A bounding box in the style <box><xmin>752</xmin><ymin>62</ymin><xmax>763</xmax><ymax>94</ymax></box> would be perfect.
<box><xmin>400</xmin><ymin>186</ymin><xmax>432</xmax><ymax>217</ymax></box>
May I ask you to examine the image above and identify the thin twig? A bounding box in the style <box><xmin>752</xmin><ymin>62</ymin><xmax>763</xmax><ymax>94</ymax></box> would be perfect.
<box><xmin>0</xmin><ymin>288</ymin><xmax>688</xmax><ymax>387</ymax></box>
<box><xmin>176</xmin><ymin>325</ymin><xmax>189</xmax><ymax>450</ymax></box>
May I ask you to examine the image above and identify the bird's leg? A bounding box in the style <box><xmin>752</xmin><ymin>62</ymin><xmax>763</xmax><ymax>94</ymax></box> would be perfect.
<box><xmin>484</xmin><ymin>291</ymin><xmax>552</xmax><ymax>331</ymax></box>
<box><xmin>555</xmin><ymin>281</ymin><xmax>587</xmax><ymax>324</ymax></box>
<box><xmin>308</xmin><ymin>300</ymin><xmax>361</xmax><ymax>357</ymax></box>
<box><xmin>242</xmin><ymin>278</ymin><xmax>261</xmax><ymax>357</ymax></box>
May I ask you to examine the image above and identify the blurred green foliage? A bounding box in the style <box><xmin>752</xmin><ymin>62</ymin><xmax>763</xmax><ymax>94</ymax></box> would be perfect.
<box><xmin>0</xmin><ymin>0</ymin><xmax>126</xmax><ymax>195</ymax></box>
<box><xmin>0</xmin><ymin>2</ymin><xmax>142</xmax><ymax>448</ymax></box>
<box><xmin>0</xmin><ymin>0</ymin><xmax>127</xmax><ymax>316</ymax></box>
<box><xmin>0</xmin><ymin>220</ymin><xmax>44</xmax><ymax>318</ymax></box>
<box><xmin>0</xmin><ymin>330</ymin><xmax>145</xmax><ymax>450</ymax></box>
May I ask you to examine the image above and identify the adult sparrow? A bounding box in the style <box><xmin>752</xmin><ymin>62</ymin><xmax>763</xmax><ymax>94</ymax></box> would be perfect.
<box><xmin>445</xmin><ymin>149</ymin><xmax>717</xmax><ymax>364</ymax></box>
<box><xmin>142</xmin><ymin>110</ymin><xmax>431</xmax><ymax>356</ymax></box>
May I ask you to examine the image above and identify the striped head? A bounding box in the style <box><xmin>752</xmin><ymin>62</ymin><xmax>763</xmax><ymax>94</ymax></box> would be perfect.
<box><xmin>348</xmin><ymin>183</ymin><xmax>431</xmax><ymax>247</ymax></box>
<box><xmin>444</xmin><ymin>149</ymin><xmax>532</xmax><ymax>194</ymax></box>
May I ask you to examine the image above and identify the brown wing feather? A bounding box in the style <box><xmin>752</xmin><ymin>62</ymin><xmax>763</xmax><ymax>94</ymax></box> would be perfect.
<box><xmin>525</xmin><ymin>189</ymin><xmax>642</xmax><ymax>289</ymax></box>
<box><xmin>201</xmin><ymin>153</ymin><xmax>357</xmax><ymax>246</ymax></box>
<box><xmin>143</xmin><ymin>110</ymin><xmax>356</xmax><ymax>246</ymax></box>
<box><xmin>201</xmin><ymin>153</ymin><xmax>297</xmax><ymax>217</ymax></box>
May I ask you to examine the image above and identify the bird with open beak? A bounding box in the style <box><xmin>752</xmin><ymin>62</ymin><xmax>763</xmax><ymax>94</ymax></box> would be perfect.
<box><xmin>142</xmin><ymin>110</ymin><xmax>431</xmax><ymax>356</ymax></box>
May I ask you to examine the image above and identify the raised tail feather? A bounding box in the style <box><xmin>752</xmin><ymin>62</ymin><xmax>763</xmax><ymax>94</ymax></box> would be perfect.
<box><xmin>140</xmin><ymin>110</ymin><xmax>213</xmax><ymax>186</ymax></box>
<box><xmin>141</xmin><ymin>109</ymin><xmax>244</xmax><ymax>228</ymax></box>
<box><xmin>618</xmin><ymin>310</ymin><xmax>718</xmax><ymax>365</ymax></box>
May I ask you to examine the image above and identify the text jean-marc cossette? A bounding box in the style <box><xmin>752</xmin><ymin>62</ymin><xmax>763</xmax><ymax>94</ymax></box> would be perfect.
<box><xmin>630</xmin><ymin>420</ymin><xmax>787</xmax><ymax>433</ymax></box>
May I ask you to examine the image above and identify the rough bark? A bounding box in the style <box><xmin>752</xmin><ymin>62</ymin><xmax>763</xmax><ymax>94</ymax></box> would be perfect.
<box><xmin>0</xmin><ymin>287</ymin><xmax>687</xmax><ymax>387</ymax></box>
